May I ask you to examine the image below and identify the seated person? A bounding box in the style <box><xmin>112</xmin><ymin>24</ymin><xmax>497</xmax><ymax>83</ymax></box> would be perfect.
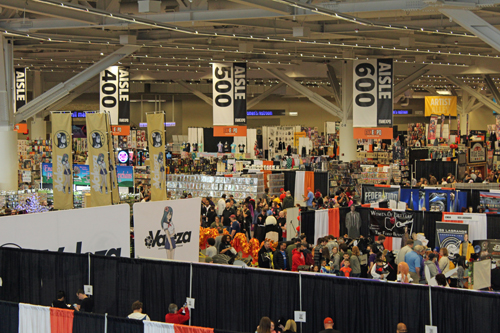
<box><xmin>51</xmin><ymin>291</ymin><xmax>74</xmax><ymax>310</ymax></box>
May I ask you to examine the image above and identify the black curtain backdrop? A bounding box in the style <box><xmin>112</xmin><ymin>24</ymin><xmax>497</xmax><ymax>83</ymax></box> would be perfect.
<box><xmin>415</xmin><ymin>160</ymin><xmax>456</xmax><ymax>182</ymax></box>
<box><xmin>0</xmin><ymin>248</ymin><xmax>500</xmax><ymax>333</ymax></box>
<box><xmin>283</xmin><ymin>171</ymin><xmax>296</xmax><ymax>196</ymax></box>
<box><xmin>72</xmin><ymin>312</ymin><xmax>106</xmax><ymax>333</ymax></box>
<box><xmin>487</xmin><ymin>214</ymin><xmax>500</xmax><ymax>240</ymax></box>
<box><xmin>313</xmin><ymin>172</ymin><xmax>329</xmax><ymax>197</ymax></box>
<box><xmin>300</xmin><ymin>210</ymin><xmax>315</xmax><ymax>244</ymax></box>
<box><xmin>0</xmin><ymin>301</ymin><xmax>18</xmax><ymax>333</ymax></box>
<box><xmin>107</xmin><ymin>316</ymin><xmax>144</xmax><ymax>333</ymax></box>
<box><xmin>203</xmin><ymin>128</ymin><xmax>234</xmax><ymax>153</ymax></box>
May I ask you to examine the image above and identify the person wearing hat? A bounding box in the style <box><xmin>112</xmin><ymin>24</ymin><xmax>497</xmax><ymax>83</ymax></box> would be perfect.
<box><xmin>279</xmin><ymin>188</ymin><xmax>286</xmax><ymax>202</ymax></box>
<box><xmin>303</xmin><ymin>187</ymin><xmax>314</xmax><ymax>208</ymax></box>
<box><xmin>318</xmin><ymin>317</ymin><xmax>341</xmax><ymax>333</ymax></box>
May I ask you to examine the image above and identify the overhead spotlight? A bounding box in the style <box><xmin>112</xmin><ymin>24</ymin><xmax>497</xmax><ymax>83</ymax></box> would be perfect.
<box><xmin>355</xmin><ymin>28</ymin><xmax>359</xmax><ymax>33</ymax></box>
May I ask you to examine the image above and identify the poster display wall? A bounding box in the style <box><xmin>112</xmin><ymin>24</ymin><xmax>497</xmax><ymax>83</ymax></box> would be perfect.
<box><xmin>352</xmin><ymin>59</ymin><xmax>393</xmax><ymax>127</ymax></box>
<box><xmin>133</xmin><ymin>198</ymin><xmax>201</xmax><ymax>262</ymax></box>
<box><xmin>480</xmin><ymin>192</ymin><xmax>500</xmax><ymax>212</ymax></box>
<box><xmin>369</xmin><ymin>209</ymin><xmax>414</xmax><ymax>237</ymax></box>
<box><xmin>51</xmin><ymin>113</ymin><xmax>74</xmax><ymax>210</ymax></box>
<box><xmin>0</xmin><ymin>204</ymin><xmax>130</xmax><ymax>257</ymax></box>
<box><xmin>472</xmin><ymin>239</ymin><xmax>500</xmax><ymax>262</ymax></box>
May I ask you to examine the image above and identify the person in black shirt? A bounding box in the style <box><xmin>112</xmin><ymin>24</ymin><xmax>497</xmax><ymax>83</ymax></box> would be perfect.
<box><xmin>52</xmin><ymin>290</ymin><xmax>74</xmax><ymax>310</ymax></box>
<box><xmin>221</xmin><ymin>201</ymin><xmax>235</xmax><ymax>230</ymax></box>
<box><xmin>76</xmin><ymin>289</ymin><xmax>94</xmax><ymax>312</ymax></box>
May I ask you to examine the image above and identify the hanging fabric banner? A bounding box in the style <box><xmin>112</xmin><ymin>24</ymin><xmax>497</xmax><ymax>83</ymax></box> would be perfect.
<box><xmin>424</xmin><ymin>96</ymin><xmax>457</xmax><ymax>116</ymax></box>
<box><xmin>212</xmin><ymin>63</ymin><xmax>247</xmax><ymax>126</ymax></box>
<box><xmin>86</xmin><ymin>113</ymin><xmax>112</xmax><ymax>207</ymax></box>
<box><xmin>369</xmin><ymin>209</ymin><xmax>414</xmax><ymax>237</ymax></box>
<box><xmin>428</xmin><ymin>116</ymin><xmax>437</xmax><ymax>141</ymax></box>
<box><xmin>14</xmin><ymin>68</ymin><xmax>27</xmax><ymax>112</ymax></box>
<box><xmin>147</xmin><ymin>113</ymin><xmax>167</xmax><ymax>201</ymax></box>
<box><xmin>352</xmin><ymin>59</ymin><xmax>393</xmax><ymax>127</ymax></box>
<box><xmin>51</xmin><ymin>113</ymin><xmax>74</xmax><ymax>210</ymax></box>
<box><xmin>106</xmin><ymin>113</ymin><xmax>120</xmax><ymax>204</ymax></box>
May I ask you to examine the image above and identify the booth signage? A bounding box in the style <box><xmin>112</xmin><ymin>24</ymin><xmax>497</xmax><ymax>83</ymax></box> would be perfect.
<box><xmin>0</xmin><ymin>204</ymin><xmax>131</xmax><ymax>257</ymax></box>
<box><xmin>99</xmin><ymin>66</ymin><xmax>130</xmax><ymax>125</ymax></box>
<box><xmin>469</xmin><ymin>142</ymin><xmax>486</xmax><ymax>164</ymax></box>
<box><xmin>369</xmin><ymin>210</ymin><xmax>414</xmax><ymax>237</ymax></box>
<box><xmin>14</xmin><ymin>68</ymin><xmax>26</xmax><ymax>112</ymax></box>
<box><xmin>111</xmin><ymin>125</ymin><xmax>130</xmax><ymax>136</ymax></box>
<box><xmin>212</xmin><ymin>63</ymin><xmax>247</xmax><ymax>126</ymax></box>
<box><xmin>363</xmin><ymin>185</ymin><xmax>400</xmax><ymax>204</ymax></box>
<box><xmin>213</xmin><ymin>125</ymin><xmax>247</xmax><ymax>137</ymax></box>
<box><xmin>52</xmin><ymin>113</ymin><xmax>74</xmax><ymax>210</ymax></box>
<box><xmin>436</xmin><ymin>222</ymin><xmax>468</xmax><ymax>258</ymax></box>
<box><xmin>14</xmin><ymin>123</ymin><xmax>28</xmax><ymax>134</ymax></box>
<box><xmin>425</xmin><ymin>96</ymin><xmax>457</xmax><ymax>116</ymax></box>
<box><xmin>353</xmin><ymin>127</ymin><xmax>393</xmax><ymax>139</ymax></box>
<box><xmin>116</xmin><ymin>166</ymin><xmax>134</xmax><ymax>187</ymax></box>
<box><xmin>247</xmin><ymin>110</ymin><xmax>286</xmax><ymax>116</ymax></box>
<box><xmin>147</xmin><ymin>113</ymin><xmax>167</xmax><ymax>201</ymax></box>
<box><xmin>353</xmin><ymin>59</ymin><xmax>393</xmax><ymax>127</ymax></box>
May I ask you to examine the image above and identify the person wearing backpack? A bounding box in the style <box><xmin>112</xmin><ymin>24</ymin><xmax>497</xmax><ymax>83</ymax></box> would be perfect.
<box><xmin>127</xmin><ymin>301</ymin><xmax>151</xmax><ymax>321</ymax></box>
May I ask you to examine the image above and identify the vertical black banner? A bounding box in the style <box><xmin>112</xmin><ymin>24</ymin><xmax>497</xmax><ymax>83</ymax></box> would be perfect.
<box><xmin>233</xmin><ymin>63</ymin><xmax>247</xmax><ymax>125</ymax></box>
<box><xmin>15</xmin><ymin>68</ymin><xmax>26</xmax><ymax>112</ymax></box>
<box><xmin>118</xmin><ymin>67</ymin><xmax>130</xmax><ymax>125</ymax></box>
<box><xmin>376</xmin><ymin>59</ymin><xmax>393</xmax><ymax>126</ymax></box>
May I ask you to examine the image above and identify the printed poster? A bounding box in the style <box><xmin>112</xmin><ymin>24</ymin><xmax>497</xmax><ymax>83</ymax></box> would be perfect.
<box><xmin>369</xmin><ymin>209</ymin><xmax>414</xmax><ymax>237</ymax></box>
<box><xmin>117</xmin><ymin>166</ymin><xmax>134</xmax><ymax>187</ymax></box>
<box><xmin>362</xmin><ymin>185</ymin><xmax>400</xmax><ymax>204</ymax></box>
<box><xmin>480</xmin><ymin>192</ymin><xmax>500</xmax><ymax>213</ymax></box>
<box><xmin>436</xmin><ymin>222</ymin><xmax>469</xmax><ymax>258</ymax></box>
<box><xmin>51</xmin><ymin>113</ymin><xmax>74</xmax><ymax>210</ymax></box>
<box><xmin>86</xmin><ymin>113</ymin><xmax>112</xmax><ymax>207</ymax></box>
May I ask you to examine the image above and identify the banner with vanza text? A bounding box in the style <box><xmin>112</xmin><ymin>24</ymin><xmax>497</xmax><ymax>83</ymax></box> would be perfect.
<box><xmin>353</xmin><ymin>59</ymin><xmax>393</xmax><ymax>127</ymax></box>
<box><xmin>133</xmin><ymin>198</ymin><xmax>201</xmax><ymax>262</ymax></box>
<box><xmin>86</xmin><ymin>113</ymin><xmax>112</xmax><ymax>207</ymax></box>
<box><xmin>147</xmin><ymin>113</ymin><xmax>167</xmax><ymax>201</ymax></box>
<box><xmin>52</xmin><ymin>113</ymin><xmax>73</xmax><ymax>210</ymax></box>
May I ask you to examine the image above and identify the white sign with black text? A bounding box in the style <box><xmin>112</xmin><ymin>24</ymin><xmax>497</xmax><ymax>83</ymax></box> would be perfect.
<box><xmin>212</xmin><ymin>63</ymin><xmax>247</xmax><ymax>126</ymax></box>
<box><xmin>0</xmin><ymin>204</ymin><xmax>131</xmax><ymax>257</ymax></box>
<box><xmin>133</xmin><ymin>198</ymin><xmax>201</xmax><ymax>262</ymax></box>
<box><xmin>100</xmin><ymin>66</ymin><xmax>130</xmax><ymax>125</ymax></box>
<box><xmin>353</xmin><ymin>59</ymin><xmax>393</xmax><ymax>127</ymax></box>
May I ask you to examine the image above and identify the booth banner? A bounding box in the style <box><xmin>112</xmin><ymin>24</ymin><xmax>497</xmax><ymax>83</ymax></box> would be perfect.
<box><xmin>0</xmin><ymin>204</ymin><xmax>130</xmax><ymax>256</ymax></box>
<box><xmin>436</xmin><ymin>222</ymin><xmax>468</xmax><ymax>257</ymax></box>
<box><xmin>51</xmin><ymin>113</ymin><xmax>73</xmax><ymax>210</ymax></box>
<box><xmin>106</xmin><ymin>114</ymin><xmax>120</xmax><ymax>204</ymax></box>
<box><xmin>147</xmin><ymin>113</ymin><xmax>167</xmax><ymax>201</ymax></box>
<box><xmin>472</xmin><ymin>239</ymin><xmax>500</xmax><ymax>260</ymax></box>
<box><xmin>14</xmin><ymin>67</ymin><xmax>27</xmax><ymax>112</ymax></box>
<box><xmin>480</xmin><ymin>191</ymin><xmax>500</xmax><ymax>212</ymax></box>
<box><xmin>212</xmin><ymin>63</ymin><xmax>247</xmax><ymax>126</ymax></box>
<box><xmin>469</xmin><ymin>141</ymin><xmax>486</xmax><ymax>163</ymax></box>
<box><xmin>428</xmin><ymin>116</ymin><xmax>437</xmax><ymax>140</ymax></box>
<box><xmin>100</xmin><ymin>66</ymin><xmax>130</xmax><ymax>125</ymax></box>
<box><xmin>352</xmin><ymin>59</ymin><xmax>393</xmax><ymax>127</ymax></box>
<box><xmin>369</xmin><ymin>209</ymin><xmax>414</xmax><ymax>237</ymax></box>
<box><xmin>428</xmin><ymin>192</ymin><xmax>448</xmax><ymax>212</ymax></box>
<box><xmin>117</xmin><ymin>166</ymin><xmax>134</xmax><ymax>187</ymax></box>
<box><xmin>362</xmin><ymin>185</ymin><xmax>399</xmax><ymax>204</ymax></box>
<box><xmin>86</xmin><ymin>113</ymin><xmax>112</xmax><ymax>207</ymax></box>
<box><xmin>424</xmin><ymin>96</ymin><xmax>457</xmax><ymax>116</ymax></box>
<box><xmin>442</xmin><ymin>212</ymin><xmax>487</xmax><ymax>242</ymax></box>
<box><xmin>42</xmin><ymin>163</ymin><xmax>53</xmax><ymax>184</ymax></box>
<box><xmin>133</xmin><ymin>198</ymin><xmax>201</xmax><ymax>262</ymax></box>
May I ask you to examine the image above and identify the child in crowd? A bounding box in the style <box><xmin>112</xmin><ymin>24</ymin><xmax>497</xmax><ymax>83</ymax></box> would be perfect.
<box><xmin>340</xmin><ymin>253</ymin><xmax>350</xmax><ymax>269</ymax></box>
<box><xmin>320</xmin><ymin>259</ymin><xmax>329</xmax><ymax>273</ymax></box>
<box><xmin>313</xmin><ymin>265</ymin><xmax>320</xmax><ymax>272</ymax></box>
<box><xmin>340</xmin><ymin>259</ymin><xmax>352</xmax><ymax>277</ymax></box>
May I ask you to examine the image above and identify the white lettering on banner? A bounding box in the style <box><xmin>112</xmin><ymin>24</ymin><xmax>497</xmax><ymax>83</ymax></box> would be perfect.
<box><xmin>0</xmin><ymin>204</ymin><xmax>130</xmax><ymax>257</ymax></box>
<box><xmin>15</xmin><ymin>70</ymin><xmax>26</xmax><ymax>101</ymax></box>
<box><xmin>119</xmin><ymin>68</ymin><xmax>129</xmax><ymax>101</ymax></box>
<box><xmin>353</xmin><ymin>59</ymin><xmax>393</xmax><ymax>127</ymax></box>
<box><xmin>430</xmin><ymin>98</ymin><xmax>451</xmax><ymax>106</ymax></box>
<box><xmin>234</xmin><ymin>65</ymin><xmax>246</xmax><ymax>100</ymax></box>
<box><xmin>100</xmin><ymin>66</ymin><xmax>119</xmax><ymax>124</ymax></box>
<box><xmin>212</xmin><ymin>63</ymin><xmax>235</xmax><ymax>126</ymax></box>
<box><xmin>133</xmin><ymin>198</ymin><xmax>201</xmax><ymax>262</ymax></box>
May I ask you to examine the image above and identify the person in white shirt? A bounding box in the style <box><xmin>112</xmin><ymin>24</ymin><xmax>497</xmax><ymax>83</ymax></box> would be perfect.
<box><xmin>396</xmin><ymin>239</ymin><xmax>414</xmax><ymax>266</ymax></box>
<box><xmin>127</xmin><ymin>301</ymin><xmax>150</xmax><ymax>321</ymax></box>
<box><xmin>205</xmin><ymin>238</ymin><xmax>217</xmax><ymax>258</ymax></box>
<box><xmin>217</xmin><ymin>194</ymin><xmax>226</xmax><ymax>216</ymax></box>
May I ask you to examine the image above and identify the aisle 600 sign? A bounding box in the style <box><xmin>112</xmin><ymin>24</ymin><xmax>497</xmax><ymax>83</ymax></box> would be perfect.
<box><xmin>353</xmin><ymin>59</ymin><xmax>393</xmax><ymax>127</ymax></box>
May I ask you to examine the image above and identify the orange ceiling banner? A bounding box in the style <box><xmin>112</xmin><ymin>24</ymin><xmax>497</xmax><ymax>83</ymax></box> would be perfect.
<box><xmin>111</xmin><ymin>125</ymin><xmax>130</xmax><ymax>136</ymax></box>
<box><xmin>14</xmin><ymin>123</ymin><xmax>28</xmax><ymax>134</ymax></box>
<box><xmin>213</xmin><ymin>126</ymin><xmax>247</xmax><ymax>137</ymax></box>
<box><xmin>353</xmin><ymin>127</ymin><xmax>393</xmax><ymax>139</ymax></box>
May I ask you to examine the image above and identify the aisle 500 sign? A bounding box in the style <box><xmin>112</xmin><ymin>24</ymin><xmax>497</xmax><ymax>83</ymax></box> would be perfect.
<box><xmin>352</xmin><ymin>59</ymin><xmax>393</xmax><ymax>128</ymax></box>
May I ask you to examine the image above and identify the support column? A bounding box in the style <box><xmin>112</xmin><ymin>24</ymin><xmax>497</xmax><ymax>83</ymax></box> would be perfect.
<box><xmin>0</xmin><ymin>34</ymin><xmax>18</xmax><ymax>191</ymax></box>
<box><xmin>30</xmin><ymin>71</ymin><xmax>47</xmax><ymax>140</ymax></box>
<box><xmin>339</xmin><ymin>60</ymin><xmax>357</xmax><ymax>162</ymax></box>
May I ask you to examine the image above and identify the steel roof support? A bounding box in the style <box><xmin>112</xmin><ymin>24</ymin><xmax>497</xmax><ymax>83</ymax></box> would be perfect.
<box><xmin>176</xmin><ymin>80</ymin><xmax>213</xmax><ymax>106</ymax></box>
<box><xmin>445</xmin><ymin>75</ymin><xmax>500</xmax><ymax>113</ymax></box>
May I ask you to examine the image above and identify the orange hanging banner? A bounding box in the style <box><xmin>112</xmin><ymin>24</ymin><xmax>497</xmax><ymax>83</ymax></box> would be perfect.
<box><xmin>353</xmin><ymin>127</ymin><xmax>393</xmax><ymax>139</ymax></box>
<box><xmin>213</xmin><ymin>126</ymin><xmax>247</xmax><ymax>137</ymax></box>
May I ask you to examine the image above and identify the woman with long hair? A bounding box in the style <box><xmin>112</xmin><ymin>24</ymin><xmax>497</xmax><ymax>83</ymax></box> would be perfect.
<box><xmin>161</xmin><ymin>206</ymin><xmax>176</xmax><ymax>259</ymax></box>
<box><xmin>257</xmin><ymin>317</ymin><xmax>271</xmax><ymax>333</ymax></box>
<box><xmin>97</xmin><ymin>153</ymin><xmax>108</xmax><ymax>194</ymax></box>
<box><xmin>350</xmin><ymin>246</ymin><xmax>362</xmax><ymax>277</ymax></box>
<box><xmin>439</xmin><ymin>248</ymin><xmax>451</xmax><ymax>274</ymax></box>
<box><xmin>283</xmin><ymin>319</ymin><xmax>297</xmax><ymax>333</ymax></box>
<box><xmin>61</xmin><ymin>153</ymin><xmax>71</xmax><ymax>194</ymax></box>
